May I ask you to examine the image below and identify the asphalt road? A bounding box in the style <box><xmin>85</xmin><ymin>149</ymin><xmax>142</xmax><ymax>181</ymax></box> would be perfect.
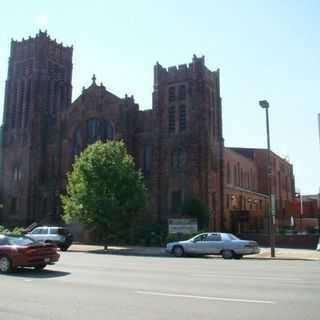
<box><xmin>0</xmin><ymin>252</ymin><xmax>319</xmax><ymax>320</ymax></box>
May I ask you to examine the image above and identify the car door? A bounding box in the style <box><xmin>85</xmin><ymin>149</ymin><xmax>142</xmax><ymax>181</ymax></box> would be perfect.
<box><xmin>202</xmin><ymin>233</ymin><xmax>223</xmax><ymax>254</ymax></box>
<box><xmin>189</xmin><ymin>234</ymin><xmax>209</xmax><ymax>254</ymax></box>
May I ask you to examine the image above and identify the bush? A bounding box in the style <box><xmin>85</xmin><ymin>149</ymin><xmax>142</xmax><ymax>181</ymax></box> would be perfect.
<box><xmin>0</xmin><ymin>225</ymin><xmax>26</xmax><ymax>236</ymax></box>
<box><xmin>180</xmin><ymin>196</ymin><xmax>209</xmax><ymax>229</ymax></box>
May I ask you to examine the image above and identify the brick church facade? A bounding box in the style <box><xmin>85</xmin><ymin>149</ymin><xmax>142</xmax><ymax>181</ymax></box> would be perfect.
<box><xmin>0</xmin><ymin>31</ymin><xmax>224</xmax><ymax>230</ymax></box>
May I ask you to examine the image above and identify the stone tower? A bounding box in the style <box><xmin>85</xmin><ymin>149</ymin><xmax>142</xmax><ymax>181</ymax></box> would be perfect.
<box><xmin>151</xmin><ymin>55</ymin><xmax>224</xmax><ymax>230</ymax></box>
<box><xmin>0</xmin><ymin>31</ymin><xmax>73</xmax><ymax>226</ymax></box>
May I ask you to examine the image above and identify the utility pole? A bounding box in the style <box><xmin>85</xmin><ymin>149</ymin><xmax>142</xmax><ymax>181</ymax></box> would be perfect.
<box><xmin>259</xmin><ymin>100</ymin><xmax>276</xmax><ymax>257</ymax></box>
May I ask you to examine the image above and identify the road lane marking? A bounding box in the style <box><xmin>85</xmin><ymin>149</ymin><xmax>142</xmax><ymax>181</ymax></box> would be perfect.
<box><xmin>194</xmin><ymin>274</ymin><xmax>303</xmax><ymax>281</ymax></box>
<box><xmin>136</xmin><ymin>291</ymin><xmax>276</xmax><ymax>304</ymax></box>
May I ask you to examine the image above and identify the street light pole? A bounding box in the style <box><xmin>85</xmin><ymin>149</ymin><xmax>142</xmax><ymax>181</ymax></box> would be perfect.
<box><xmin>259</xmin><ymin>100</ymin><xmax>276</xmax><ymax>257</ymax></box>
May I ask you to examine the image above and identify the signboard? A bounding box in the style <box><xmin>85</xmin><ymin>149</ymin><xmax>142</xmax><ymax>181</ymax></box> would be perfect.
<box><xmin>168</xmin><ymin>218</ymin><xmax>198</xmax><ymax>234</ymax></box>
<box><xmin>271</xmin><ymin>194</ymin><xmax>276</xmax><ymax>217</ymax></box>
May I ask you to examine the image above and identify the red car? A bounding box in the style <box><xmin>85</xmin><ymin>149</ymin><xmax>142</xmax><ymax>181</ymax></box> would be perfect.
<box><xmin>0</xmin><ymin>234</ymin><xmax>60</xmax><ymax>273</ymax></box>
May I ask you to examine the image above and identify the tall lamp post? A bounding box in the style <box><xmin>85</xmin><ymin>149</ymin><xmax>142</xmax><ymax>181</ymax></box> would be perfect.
<box><xmin>259</xmin><ymin>100</ymin><xmax>276</xmax><ymax>257</ymax></box>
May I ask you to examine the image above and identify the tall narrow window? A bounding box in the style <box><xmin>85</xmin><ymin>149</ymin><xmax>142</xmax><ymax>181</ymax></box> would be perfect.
<box><xmin>178</xmin><ymin>85</ymin><xmax>186</xmax><ymax>100</ymax></box>
<box><xmin>233</xmin><ymin>165</ymin><xmax>237</xmax><ymax>186</ymax></box>
<box><xmin>11</xmin><ymin>83</ymin><xmax>18</xmax><ymax>128</ymax></box>
<box><xmin>13</xmin><ymin>165</ymin><xmax>22</xmax><ymax>182</ymax></box>
<box><xmin>24</xmin><ymin>81</ymin><xmax>31</xmax><ymax>128</ymax></box>
<box><xmin>143</xmin><ymin>145</ymin><xmax>152</xmax><ymax>175</ymax></box>
<box><xmin>240</xmin><ymin>168</ymin><xmax>243</xmax><ymax>187</ymax></box>
<box><xmin>227</xmin><ymin>162</ymin><xmax>231</xmax><ymax>184</ymax></box>
<box><xmin>87</xmin><ymin>119</ymin><xmax>99</xmax><ymax>143</ymax></box>
<box><xmin>168</xmin><ymin>106</ymin><xmax>176</xmax><ymax>133</ymax></box>
<box><xmin>168</xmin><ymin>86</ymin><xmax>176</xmax><ymax>102</ymax></box>
<box><xmin>172</xmin><ymin>148</ymin><xmax>186</xmax><ymax>172</ymax></box>
<box><xmin>104</xmin><ymin>121</ymin><xmax>114</xmax><ymax>140</ymax></box>
<box><xmin>17</xmin><ymin>81</ymin><xmax>24</xmax><ymax>128</ymax></box>
<box><xmin>73</xmin><ymin>127</ymin><xmax>82</xmax><ymax>156</ymax></box>
<box><xmin>179</xmin><ymin>105</ymin><xmax>186</xmax><ymax>131</ymax></box>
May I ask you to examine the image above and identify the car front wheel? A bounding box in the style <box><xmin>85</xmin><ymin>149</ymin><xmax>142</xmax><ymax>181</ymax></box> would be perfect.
<box><xmin>0</xmin><ymin>256</ymin><xmax>12</xmax><ymax>273</ymax></box>
<box><xmin>172</xmin><ymin>246</ymin><xmax>184</xmax><ymax>257</ymax></box>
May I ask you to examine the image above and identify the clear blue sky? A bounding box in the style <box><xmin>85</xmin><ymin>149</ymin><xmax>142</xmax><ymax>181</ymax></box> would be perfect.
<box><xmin>0</xmin><ymin>0</ymin><xmax>319</xmax><ymax>194</ymax></box>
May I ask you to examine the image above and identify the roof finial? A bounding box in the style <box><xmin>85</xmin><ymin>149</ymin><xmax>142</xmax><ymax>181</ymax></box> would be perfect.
<box><xmin>92</xmin><ymin>74</ymin><xmax>96</xmax><ymax>85</ymax></box>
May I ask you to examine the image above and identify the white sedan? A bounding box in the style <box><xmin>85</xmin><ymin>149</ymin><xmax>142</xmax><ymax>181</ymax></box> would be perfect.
<box><xmin>166</xmin><ymin>232</ymin><xmax>260</xmax><ymax>259</ymax></box>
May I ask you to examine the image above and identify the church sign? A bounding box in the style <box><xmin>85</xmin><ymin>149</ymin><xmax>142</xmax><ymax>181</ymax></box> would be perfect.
<box><xmin>168</xmin><ymin>218</ymin><xmax>198</xmax><ymax>234</ymax></box>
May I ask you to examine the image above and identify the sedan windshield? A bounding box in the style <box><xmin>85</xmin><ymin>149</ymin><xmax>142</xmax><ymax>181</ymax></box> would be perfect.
<box><xmin>7</xmin><ymin>236</ymin><xmax>35</xmax><ymax>246</ymax></box>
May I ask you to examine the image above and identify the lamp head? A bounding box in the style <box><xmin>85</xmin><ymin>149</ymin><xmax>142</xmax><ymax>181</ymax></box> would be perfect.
<box><xmin>259</xmin><ymin>100</ymin><xmax>269</xmax><ymax>109</ymax></box>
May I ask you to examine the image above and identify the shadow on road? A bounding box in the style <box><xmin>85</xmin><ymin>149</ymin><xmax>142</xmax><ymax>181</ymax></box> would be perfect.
<box><xmin>66</xmin><ymin>249</ymin><xmax>317</xmax><ymax>261</ymax></box>
<box><xmin>6</xmin><ymin>268</ymin><xmax>70</xmax><ymax>279</ymax></box>
<box><xmin>67</xmin><ymin>249</ymin><xmax>222</xmax><ymax>259</ymax></box>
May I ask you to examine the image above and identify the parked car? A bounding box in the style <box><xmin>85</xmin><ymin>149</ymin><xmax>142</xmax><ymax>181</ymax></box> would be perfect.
<box><xmin>166</xmin><ymin>232</ymin><xmax>260</xmax><ymax>259</ymax></box>
<box><xmin>26</xmin><ymin>226</ymin><xmax>73</xmax><ymax>251</ymax></box>
<box><xmin>0</xmin><ymin>234</ymin><xmax>60</xmax><ymax>273</ymax></box>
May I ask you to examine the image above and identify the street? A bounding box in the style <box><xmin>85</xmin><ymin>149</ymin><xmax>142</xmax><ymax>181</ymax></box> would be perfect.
<box><xmin>0</xmin><ymin>251</ymin><xmax>319</xmax><ymax>320</ymax></box>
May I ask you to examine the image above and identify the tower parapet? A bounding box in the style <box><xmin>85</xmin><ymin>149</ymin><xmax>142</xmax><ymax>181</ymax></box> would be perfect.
<box><xmin>154</xmin><ymin>55</ymin><xmax>217</xmax><ymax>88</ymax></box>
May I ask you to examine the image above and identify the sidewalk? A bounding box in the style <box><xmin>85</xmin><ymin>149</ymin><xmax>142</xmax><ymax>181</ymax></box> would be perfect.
<box><xmin>69</xmin><ymin>244</ymin><xmax>320</xmax><ymax>261</ymax></box>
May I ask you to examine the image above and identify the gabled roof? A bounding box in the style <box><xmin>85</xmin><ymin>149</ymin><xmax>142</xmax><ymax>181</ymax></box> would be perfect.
<box><xmin>71</xmin><ymin>74</ymin><xmax>122</xmax><ymax>107</ymax></box>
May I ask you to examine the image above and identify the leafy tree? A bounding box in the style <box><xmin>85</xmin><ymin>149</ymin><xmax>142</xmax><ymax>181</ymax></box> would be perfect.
<box><xmin>180</xmin><ymin>196</ymin><xmax>209</xmax><ymax>229</ymax></box>
<box><xmin>62</xmin><ymin>141</ymin><xmax>147</xmax><ymax>246</ymax></box>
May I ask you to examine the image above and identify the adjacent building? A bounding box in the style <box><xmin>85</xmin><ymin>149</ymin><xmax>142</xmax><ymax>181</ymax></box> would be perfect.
<box><xmin>225</xmin><ymin>147</ymin><xmax>296</xmax><ymax>233</ymax></box>
<box><xmin>224</xmin><ymin>148</ymin><xmax>268</xmax><ymax>233</ymax></box>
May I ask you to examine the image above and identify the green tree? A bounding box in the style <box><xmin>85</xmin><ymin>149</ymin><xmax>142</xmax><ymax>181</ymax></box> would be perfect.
<box><xmin>61</xmin><ymin>141</ymin><xmax>147</xmax><ymax>246</ymax></box>
<box><xmin>180</xmin><ymin>196</ymin><xmax>209</xmax><ymax>229</ymax></box>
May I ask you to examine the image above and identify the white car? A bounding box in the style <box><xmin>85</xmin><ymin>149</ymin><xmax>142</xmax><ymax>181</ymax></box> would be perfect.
<box><xmin>166</xmin><ymin>232</ymin><xmax>260</xmax><ymax>259</ymax></box>
<box><xmin>26</xmin><ymin>226</ymin><xmax>73</xmax><ymax>251</ymax></box>
<box><xmin>317</xmin><ymin>237</ymin><xmax>320</xmax><ymax>251</ymax></box>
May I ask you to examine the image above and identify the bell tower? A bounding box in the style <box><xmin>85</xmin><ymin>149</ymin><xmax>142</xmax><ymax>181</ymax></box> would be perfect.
<box><xmin>0</xmin><ymin>31</ymin><xmax>73</xmax><ymax>226</ymax></box>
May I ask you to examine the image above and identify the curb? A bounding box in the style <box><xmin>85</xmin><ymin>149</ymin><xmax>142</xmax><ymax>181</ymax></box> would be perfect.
<box><xmin>68</xmin><ymin>245</ymin><xmax>319</xmax><ymax>261</ymax></box>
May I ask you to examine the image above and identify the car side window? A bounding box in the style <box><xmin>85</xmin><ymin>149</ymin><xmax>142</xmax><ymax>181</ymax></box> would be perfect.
<box><xmin>49</xmin><ymin>229</ymin><xmax>58</xmax><ymax>234</ymax></box>
<box><xmin>194</xmin><ymin>234</ymin><xmax>208</xmax><ymax>242</ymax></box>
<box><xmin>206</xmin><ymin>234</ymin><xmax>222</xmax><ymax>241</ymax></box>
<box><xmin>39</xmin><ymin>228</ymin><xmax>48</xmax><ymax>235</ymax></box>
<box><xmin>31</xmin><ymin>228</ymin><xmax>41</xmax><ymax>234</ymax></box>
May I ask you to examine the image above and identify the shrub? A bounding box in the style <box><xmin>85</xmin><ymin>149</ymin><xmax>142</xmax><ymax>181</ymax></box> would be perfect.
<box><xmin>180</xmin><ymin>196</ymin><xmax>209</xmax><ymax>229</ymax></box>
<box><xmin>0</xmin><ymin>225</ymin><xmax>26</xmax><ymax>236</ymax></box>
